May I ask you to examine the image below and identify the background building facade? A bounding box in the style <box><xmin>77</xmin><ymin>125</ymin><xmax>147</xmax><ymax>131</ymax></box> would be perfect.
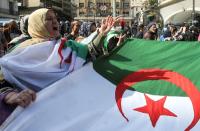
<box><xmin>159</xmin><ymin>0</ymin><xmax>200</xmax><ymax>25</ymax></box>
<box><xmin>130</xmin><ymin>0</ymin><xmax>145</xmax><ymax>18</ymax></box>
<box><xmin>75</xmin><ymin>0</ymin><xmax>133</xmax><ymax>25</ymax></box>
<box><xmin>18</xmin><ymin>0</ymin><xmax>74</xmax><ymax>20</ymax></box>
<box><xmin>0</xmin><ymin>0</ymin><xmax>18</xmax><ymax>19</ymax></box>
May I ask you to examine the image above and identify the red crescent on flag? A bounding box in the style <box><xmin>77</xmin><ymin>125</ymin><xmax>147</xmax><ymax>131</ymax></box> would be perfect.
<box><xmin>58</xmin><ymin>38</ymin><xmax>67</xmax><ymax>68</ymax></box>
<box><xmin>115</xmin><ymin>68</ymin><xmax>200</xmax><ymax>131</ymax></box>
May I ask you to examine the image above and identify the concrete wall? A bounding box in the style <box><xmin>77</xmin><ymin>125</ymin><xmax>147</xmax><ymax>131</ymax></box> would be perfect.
<box><xmin>27</xmin><ymin>0</ymin><xmax>40</xmax><ymax>7</ymax></box>
<box><xmin>0</xmin><ymin>0</ymin><xmax>9</xmax><ymax>14</ymax></box>
<box><xmin>0</xmin><ymin>0</ymin><xmax>18</xmax><ymax>18</ymax></box>
<box><xmin>160</xmin><ymin>0</ymin><xmax>200</xmax><ymax>24</ymax></box>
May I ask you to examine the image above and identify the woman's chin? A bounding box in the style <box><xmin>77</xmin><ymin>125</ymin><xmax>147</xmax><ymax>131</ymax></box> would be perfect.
<box><xmin>51</xmin><ymin>32</ymin><xmax>60</xmax><ymax>38</ymax></box>
<box><xmin>56</xmin><ymin>33</ymin><xmax>61</xmax><ymax>38</ymax></box>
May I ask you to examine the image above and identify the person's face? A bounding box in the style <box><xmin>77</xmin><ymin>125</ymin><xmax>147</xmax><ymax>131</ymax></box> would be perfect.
<box><xmin>149</xmin><ymin>24</ymin><xmax>157</xmax><ymax>33</ymax></box>
<box><xmin>72</xmin><ymin>21</ymin><xmax>80</xmax><ymax>34</ymax></box>
<box><xmin>45</xmin><ymin>10</ymin><xmax>60</xmax><ymax>38</ymax></box>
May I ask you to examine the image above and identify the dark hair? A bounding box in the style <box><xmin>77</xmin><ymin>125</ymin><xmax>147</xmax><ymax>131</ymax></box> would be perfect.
<box><xmin>138</xmin><ymin>24</ymin><xmax>144</xmax><ymax>30</ymax></box>
<box><xmin>147</xmin><ymin>22</ymin><xmax>156</xmax><ymax>30</ymax></box>
<box><xmin>90</xmin><ymin>22</ymin><xmax>96</xmax><ymax>31</ymax></box>
<box><xmin>90</xmin><ymin>22</ymin><xmax>96</xmax><ymax>27</ymax></box>
<box><xmin>71</xmin><ymin>20</ymin><xmax>80</xmax><ymax>29</ymax></box>
<box><xmin>107</xmin><ymin>36</ymin><xmax>119</xmax><ymax>52</ymax></box>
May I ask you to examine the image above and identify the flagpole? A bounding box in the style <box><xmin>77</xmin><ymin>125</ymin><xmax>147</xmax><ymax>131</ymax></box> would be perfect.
<box><xmin>192</xmin><ymin>0</ymin><xmax>195</xmax><ymax>25</ymax></box>
<box><xmin>112</xmin><ymin>0</ymin><xmax>116</xmax><ymax>17</ymax></box>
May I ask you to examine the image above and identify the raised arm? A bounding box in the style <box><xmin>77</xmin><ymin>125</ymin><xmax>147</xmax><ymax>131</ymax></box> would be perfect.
<box><xmin>87</xmin><ymin>16</ymin><xmax>121</xmax><ymax>60</ymax></box>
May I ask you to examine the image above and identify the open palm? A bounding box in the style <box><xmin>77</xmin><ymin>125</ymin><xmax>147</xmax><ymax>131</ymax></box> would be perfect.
<box><xmin>99</xmin><ymin>16</ymin><xmax>121</xmax><ymax>36</ymax></box>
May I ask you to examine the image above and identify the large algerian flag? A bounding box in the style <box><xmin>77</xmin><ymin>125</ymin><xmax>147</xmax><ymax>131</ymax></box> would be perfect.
<box><xmin>0</xmin><ymin>38</ymin><xmax>88</xmax><ymax>91</ymax></box>
<box><xmin>1</xmin><ymin>39</ymin><xmax>200</xmax><ymax>131</ymax></box>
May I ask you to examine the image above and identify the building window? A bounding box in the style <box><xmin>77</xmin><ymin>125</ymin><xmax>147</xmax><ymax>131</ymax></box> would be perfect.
<box><xmin>9</xmin><ymin>2</ymin><xmax>14</xmax><ymax>15</ymax></box>
<box><xmin>79</xmin><ymin>3</ymin><xmax>84</xmax><ymax>8</ymax></box>
<box><xmin>88</xmin><ymin>9</ymin><xmax>93</xmax><ymax>16</ymax></box>
<box><xmin>116</xmin><ymin>2</ymin><xmax>120</xmax><ymax>8</ymax></box>
<box><xmin>123</xmin><ymin>3</ymin><xmax>129</xmax><ymax>8</ymax></box>
<box><xmin>123</xmin><ymin>11</ymin><xmax>129</xmax><ymax>17</ymax></box>
<box><xmin>88</xmin><ymin>2</ymin><xmax>94</xmax><ymax>8</ymax></box>
<box><xmin>79</xmin><ymin>12</ymin><xmax>84</xmax><ymax>17</ymax></box>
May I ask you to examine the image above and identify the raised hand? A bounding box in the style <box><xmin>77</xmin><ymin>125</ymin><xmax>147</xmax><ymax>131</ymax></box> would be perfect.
<box><xmin>99</xmin><ymin>16</ymin><xmax>122</xmax><ymax>36</ymax></box>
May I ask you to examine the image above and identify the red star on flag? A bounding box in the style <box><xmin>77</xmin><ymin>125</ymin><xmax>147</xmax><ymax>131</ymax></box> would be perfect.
<box><xmin>134</xmin><ymin>94</ymin><xmax>177</xmax><ymax>127</ymax></box>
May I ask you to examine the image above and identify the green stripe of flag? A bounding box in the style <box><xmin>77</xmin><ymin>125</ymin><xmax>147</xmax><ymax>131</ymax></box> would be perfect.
<box><xmin>93</xmin><ymin>38</ymin><xmax>200</xmax><ymax>97</ymax></box>
<box><xmin>65</xmin><ymin>40</ymin><xmax>88</xmax><ymax>60</ymax></box>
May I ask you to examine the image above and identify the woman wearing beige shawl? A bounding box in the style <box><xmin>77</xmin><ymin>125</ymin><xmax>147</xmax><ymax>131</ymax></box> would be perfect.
<box><xmin>0</xmin><ymin>8</ymin><xmax>119</xmax><ymax>91</ymax></box>
<box><xmin>16</xmin><ymin>8</ymin><xmax>60</xmax><ymax>49</ymax></box>
<box><xmin>0</xmin><ymin>8</ymin><xmax>122</xmax><ymax>126</ymax></box>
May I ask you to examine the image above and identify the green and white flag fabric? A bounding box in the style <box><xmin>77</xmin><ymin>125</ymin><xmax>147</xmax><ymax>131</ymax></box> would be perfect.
<box><xmin>1</xmin><ymin>39</ymin><xmax>200</xmax><ymax>131</ymax></box>
<box><xmin>0</xmin><ymin>39</ymin><xmax>88</xmax><ymax>91</ymax></box>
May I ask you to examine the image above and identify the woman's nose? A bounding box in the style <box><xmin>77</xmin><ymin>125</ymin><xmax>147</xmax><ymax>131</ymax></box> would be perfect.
<box><xmin>53</xmin><ymin>19</ymin><xmax>58</xmax><ymax>24</ymax></box>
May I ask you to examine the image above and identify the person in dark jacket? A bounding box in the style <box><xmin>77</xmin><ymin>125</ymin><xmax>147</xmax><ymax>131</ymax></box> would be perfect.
<box><xmin>135</xmin><ymin>24</ymin><xmax>144</xmax><ymax>39</ymax></box>
<box><xmin>0</xmin><ymin>74</ymin><xmax>36</xmax><ymax>125</ymax></box>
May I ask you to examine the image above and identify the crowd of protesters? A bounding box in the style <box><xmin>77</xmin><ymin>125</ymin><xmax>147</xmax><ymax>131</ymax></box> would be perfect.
<box><xmin>0</xmin><ymin>8</ymin><xmax>200</xmax><ymax>126</ymax></box>
<box><xmin>1</xmin><ymin>17</ymin><xmax>200</xmax><ymax>58</ymax></box>
<box><xmin>57</xmin><ymin>19</ymin><xmax>200</xmax><ymax>42</ymax></box>
<box><xmin>0</xmin><ymin>8</ymin><xmax>127</xmax><ymax>126</ymax></box>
